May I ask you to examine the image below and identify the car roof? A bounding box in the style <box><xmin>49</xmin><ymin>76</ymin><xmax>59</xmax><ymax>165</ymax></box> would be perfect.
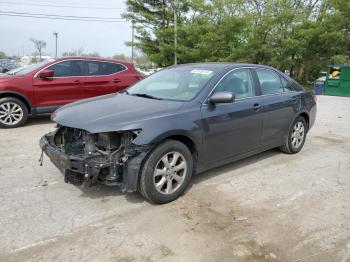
<box><xmin>54</xmin><ymin>56</ymin><xmax>133</xmax><ymax>67</ymax></box>
<box><xmin>173</xmin><ymin>62</ymin><xmax>278</xmax><ymax>71</ymax></box>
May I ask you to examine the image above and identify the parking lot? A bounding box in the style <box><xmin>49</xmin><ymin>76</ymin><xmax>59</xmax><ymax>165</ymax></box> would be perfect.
<box><xmin>0</xmin><ymin>95</ymin><xmax>349</xmax><ymax>261</ymax></box>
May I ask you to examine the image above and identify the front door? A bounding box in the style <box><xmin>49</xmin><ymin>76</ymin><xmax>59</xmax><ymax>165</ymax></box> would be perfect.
<box><xmin>201</xmin><ymin>68</ymin><xmax>263</xmax><ymax>165</ymax></box>
<box><xmin>33</xmin><ymin>60</ymin><xmax>86</xmax><ymax>107</ymax></box>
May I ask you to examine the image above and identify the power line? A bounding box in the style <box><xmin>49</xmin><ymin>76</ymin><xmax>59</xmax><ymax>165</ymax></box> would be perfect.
<box><xmin>0</xmin><ymin>1</ymin><xmax>125</xmax><ymax>10</ymax></box>
<box><xmin>16</xmin><ymin>0</ymin><xmax>121</xmax><ymax>6</ymax></box>
<box><xmin>0</xmin><ymin>12</ymin><xmax>126</xmax><ymax>22</ymax></box>
<box><xmin>0</xmin><ymin>13</ymin><xmax>125</xmax><ymax>22</ymax></box>
<box><xmin>0</xmin><ymin>11</ymin><xmax>124</xmax><ymax>20</ymax></box>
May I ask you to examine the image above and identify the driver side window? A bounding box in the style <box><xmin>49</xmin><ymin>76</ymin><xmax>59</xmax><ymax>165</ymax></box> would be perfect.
<box><xmin>214</xmin><ymin>69</ymin><xmax>255</xmax><ymax>99</ymax></box>
<box><xmin>47</xmin><ymin>60</ymin><xmax>84</xmax><ymax>77</ymax></box>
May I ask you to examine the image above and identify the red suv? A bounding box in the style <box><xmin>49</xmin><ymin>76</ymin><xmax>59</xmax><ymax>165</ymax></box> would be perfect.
<box><xmin>0</xmin><ymin>57</ymin><xmax>143</xmax><ymax>128</ymax></box>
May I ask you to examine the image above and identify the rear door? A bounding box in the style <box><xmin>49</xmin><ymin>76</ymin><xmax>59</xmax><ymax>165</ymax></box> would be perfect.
<box><xmin>201</xmin><ymin>68</ymin><xmax>263</xmax><ymax>164</ymax></box>
<box><xmin>254</xmin><ymin>68</ymin><xmax>298</xmax><ymax>147</ymax></box>
<box><xmin>33</xmin><ymin>60</ymin><xmax>86</xmax><ymax>107</ymax></box>
<box><xmin>83</xmin><ymin>60</ymin><xmax>128</xmax><ymax>97</ymax></box>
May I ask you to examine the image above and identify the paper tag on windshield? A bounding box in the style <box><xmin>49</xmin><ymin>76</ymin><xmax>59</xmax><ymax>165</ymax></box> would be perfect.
<box><xmin>191</xmin><ymin>69</ymin><xmax>213</xmax><ymax>75</ymax></box>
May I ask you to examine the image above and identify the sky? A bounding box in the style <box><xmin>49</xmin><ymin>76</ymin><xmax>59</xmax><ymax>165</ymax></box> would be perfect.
<box><xmin>0</xmin><ymin>0</ymin><xmax>132</xmax><ymax>57</ymax></box>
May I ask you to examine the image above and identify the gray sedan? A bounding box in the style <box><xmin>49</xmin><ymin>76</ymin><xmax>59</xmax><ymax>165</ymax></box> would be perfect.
<box><xmin>40</xmin><ymin>63</ymin><xmax>317</xmax><ymax>204</ymax></box>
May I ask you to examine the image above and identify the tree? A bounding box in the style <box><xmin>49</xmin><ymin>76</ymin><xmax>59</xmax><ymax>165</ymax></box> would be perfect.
<box><xmin>0</xmin><ymin>51</ymin><xmax>6</xmax><ymax>59</ymax></box>
<box><xmin>123</xmin><ymin>0</ymin><xmax>190</xmax><ymax>66</ymax></box>
<box><xmin>30</xmin><ymin>38</ymin><xmax>46</xmax><ymax>60</ymax></box>
<box><xmin>81</xmin><ymin>51</ymin><xmax>100</xmax><ymax>57</ymax></box>
<box><xmin>113</xmin><ymin>54</ymin><xmax>127</xmax><ymax>60</ymax></box>
<box><xmin>329</xmin><ymin>0</ymin><xmax>350</xmax><ymax>63</ymax></box>
<box><xmin>62</xmin><ymin>48</ymin><xmax>100</xmax><ymax>57</ymax></box>
<box><xmin>62</xmin><ymin>47</ymin><xmax>84</xmax><ymax>57</ymax></box>
<box><xmin>124</xmin><ymin>0</ymin><xmax>349</xmax><ymax>83</ymax></box>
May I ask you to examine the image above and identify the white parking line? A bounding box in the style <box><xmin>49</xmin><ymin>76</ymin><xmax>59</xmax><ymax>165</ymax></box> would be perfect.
<box><xmin>11</xmin><ymin>238</ymin><xmax>57</xmax><ymax>253</ymax></box>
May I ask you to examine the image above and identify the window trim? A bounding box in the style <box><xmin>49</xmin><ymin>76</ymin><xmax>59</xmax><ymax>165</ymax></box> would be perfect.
<box><xmin>34</xmin><ymin>59</ymin><xmax>128</xmax><ymax>79</ymax></box>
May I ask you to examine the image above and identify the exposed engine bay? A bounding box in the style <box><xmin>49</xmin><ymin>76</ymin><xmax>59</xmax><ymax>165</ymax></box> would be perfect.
<box><xmin>40</xmin><ymin>125</ymin><xmax>150</xmax><ymax>190</ymax></box>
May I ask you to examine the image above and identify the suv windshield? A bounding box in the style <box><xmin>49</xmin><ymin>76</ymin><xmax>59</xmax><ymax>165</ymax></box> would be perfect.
<box><xmin>127</xmin><ymin>67</ymin><xmax>216</xmax><ymax>101</ymax></box>
<box><xmin>8</xmin><ymin>60</ymin><xmax>54</xmax><ymax>76</ymax></box>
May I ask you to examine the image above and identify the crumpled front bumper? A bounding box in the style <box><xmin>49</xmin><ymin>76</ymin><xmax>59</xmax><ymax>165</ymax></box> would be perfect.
<box><xmin>39</xmin><ymin>132</ymin><xmax>151</xmax><ymax>192</ymax></box>
<box><xmin>40</xmin><ymin>133</ymin><xmax>99</xmax><ymax>186</ymax></box>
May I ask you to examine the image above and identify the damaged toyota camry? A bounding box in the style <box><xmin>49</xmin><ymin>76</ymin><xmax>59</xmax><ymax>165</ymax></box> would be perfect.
<box><xmin>40</xmin><ymin>63</ymin><xmax>316</xmax><ymax>204</ymax></box>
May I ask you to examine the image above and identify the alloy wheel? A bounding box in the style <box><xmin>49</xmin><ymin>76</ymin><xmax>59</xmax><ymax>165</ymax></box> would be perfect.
<box><xmin>0</xmin><ymin>102</ymin><xmax>24</xmax><ymax>126</ymax></box>
<box><xmin>153</xmin><ymin>151</ymin><xmax>187</xmax><ymax>195</ymax></box>
<box><xmin>291</xmin><ymin>121</ymin><xmax>305</xmax><ymax>149</ymax></box>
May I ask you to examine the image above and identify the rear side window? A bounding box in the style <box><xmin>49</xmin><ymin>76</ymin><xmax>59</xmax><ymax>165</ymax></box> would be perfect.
<box><xmin>48</xmin><ymin>60</ymin><xmax>84</xmax><ymax>77</ymax></box>
<box><xmin>256</xmin><ymin>69</ymin><xmax>283</xmax><ymax>95</ymax></box>
<box><xmin>281</xmin><ymin>77</ymin><xmax>295</xmax><ymax>92</ymax></box>
<box><xmin>288</xmin><ymin>78</ymin><xmax>304</xmax><ymax>91</ymax></box>
<box><xmin>86</xmin><ymin>61</ymin><xmax>126</xmax><ymax>76</ymax></box>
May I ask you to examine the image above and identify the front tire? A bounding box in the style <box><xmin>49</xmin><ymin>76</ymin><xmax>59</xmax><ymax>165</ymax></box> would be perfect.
<box><xmin>139</xmin><ymin>140</ymin><xmax>193</xmax><ymax>204</ymax></box>
<box><xmin>0</xmin><ymin>97</ymin><xmax>28</xmax><ymax>128</ymax></box>
<box><xmin>280</xmin><ymin>116</ymin><xmax>307</xmax><ymax>154</ymax></box>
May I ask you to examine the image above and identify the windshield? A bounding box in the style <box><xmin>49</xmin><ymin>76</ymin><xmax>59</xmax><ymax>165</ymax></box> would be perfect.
<box><xmin>127</xmin><ymin>67</ymin><xmax>216</xmax><ymax>101</ymax></box>
<box><xmin>8</xmin><ymin>60</ymin><xmax>54</xmax><ymax>76</ymax></box>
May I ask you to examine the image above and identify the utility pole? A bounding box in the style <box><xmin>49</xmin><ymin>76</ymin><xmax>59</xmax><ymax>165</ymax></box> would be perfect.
<box><xmin>173</xmin><ymin>0</ymin><xmax>178</xmax><ymax>65</ymax></box>
<box><xmin>53</xmin><ymin>32</ymin><xmax>58</xmax><ymax>57</ymax></box>
<box><xmin>131</xmin><ymin>20</ymin><xmax>135</xmax><ymax>63</ymax></box>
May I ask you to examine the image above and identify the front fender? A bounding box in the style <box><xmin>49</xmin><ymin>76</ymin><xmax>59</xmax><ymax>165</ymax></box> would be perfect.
<box><xmin>130</xmin><ymin>108</ymin><xmax>202</xmax><ymax>147</ymax></box>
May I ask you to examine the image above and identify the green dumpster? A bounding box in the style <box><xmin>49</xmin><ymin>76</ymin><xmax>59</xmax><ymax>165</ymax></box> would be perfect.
<box><xmin>324</xmin><ymin>65</ymin><xmax>350</xmax><ymax>96</ymax></box>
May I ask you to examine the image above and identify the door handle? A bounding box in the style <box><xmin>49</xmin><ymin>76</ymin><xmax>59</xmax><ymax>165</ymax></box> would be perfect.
<box><xmin>252</xmin><ymin>103</ymin><xmax>261</xmax><ymax>112</ymax></box>
<box><xmin>292</xmin><ymin>96</ymin><xmax>298</xmax><ymax>103</ymax></box>
<box><xmin>113</xmin><ymin>78</ymin><xmax>121</xmax><ymax>83</ymax></box>
<box><xmin>73</xmin><ymin>80</ymin><xmax>81</xmax><ymax>86</ymax></box>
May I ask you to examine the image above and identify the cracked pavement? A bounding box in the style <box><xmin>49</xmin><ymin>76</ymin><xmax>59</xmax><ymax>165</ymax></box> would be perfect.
<box><xmin>0</xmin><ymin>96</ymin><xmax>350</xmax><ymax>261</ymax></box>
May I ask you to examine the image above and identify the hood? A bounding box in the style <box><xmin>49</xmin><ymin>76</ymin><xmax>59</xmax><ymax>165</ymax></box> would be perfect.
<box><xmin>52</xmin><ymin>93</ymin><xmax>185</xmax><ymax>133</ymax></box>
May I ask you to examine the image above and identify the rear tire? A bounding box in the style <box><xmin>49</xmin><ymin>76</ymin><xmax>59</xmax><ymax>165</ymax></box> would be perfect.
<box><xmin>139</xmin><ymin>140</ymin><xmax>193</xmax><ymax>204</ymax></box>
<box><xmin>280</xmin><ymin>116</ymin><xmax>307</xmax><ymax>154</ymax></box>
<box><xmin>0</xmin><ymin>97</ymin><xmax>28</xmax><ymax>128</ymax></box>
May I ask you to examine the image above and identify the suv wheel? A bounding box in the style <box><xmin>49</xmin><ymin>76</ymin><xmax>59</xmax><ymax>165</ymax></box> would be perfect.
<box><xmin>0</xmin><ymin>97</ymin><xmax>29</xmax><ymax>128</ymax></box>
<box><xmin>139</xmin><ymin>140</ymin><xmax>193</xmax><ymax>204</ymax></box>
<box><xmin>280</xmin><ymin>116</ymin><xmax>307</xmax><ymax>154</ymax></box>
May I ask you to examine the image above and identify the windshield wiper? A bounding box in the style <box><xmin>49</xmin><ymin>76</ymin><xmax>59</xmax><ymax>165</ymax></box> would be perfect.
<box><xmin>131</xmin><ymin>93</ymin><xmax>163</xmax><ymax>100</ymax></box>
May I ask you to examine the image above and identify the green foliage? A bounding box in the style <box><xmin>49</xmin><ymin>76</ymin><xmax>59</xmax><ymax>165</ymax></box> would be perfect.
<box><xmin>113</xmin><ymin>54</ymin><xmax>127</xmax><ymax>60</ymax></box>
<box><xmin>124</xmin><ymin>0</ymin><xmax>350</xmax><ymax>82</ymax></box>
<box><xmin>0</xmin><ymin>51</ymin><xmax>6</xmax><ymax>59</ymax></box>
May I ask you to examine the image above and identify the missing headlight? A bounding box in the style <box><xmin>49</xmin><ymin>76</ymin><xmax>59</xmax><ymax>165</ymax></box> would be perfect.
<box><xmin>96</xmin><ymin>132</ymin><xmax>121</xmax><ymax>151</ymax></box>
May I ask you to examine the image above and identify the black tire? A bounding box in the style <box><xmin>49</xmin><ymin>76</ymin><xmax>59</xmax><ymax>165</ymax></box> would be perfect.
<box><xmin>0</xmin><ymin>97</ymin><xmax>29</xmax><ymax>128</ymax></box>
<box><xmin>139</xmin><ymin>140</ymin><xmax>193</xmax><ymax>204</ymax></box>
<box><xmin>280</xmin><ymin>116</ymin><xmax>307</xmax><ymax>154</ymax></box>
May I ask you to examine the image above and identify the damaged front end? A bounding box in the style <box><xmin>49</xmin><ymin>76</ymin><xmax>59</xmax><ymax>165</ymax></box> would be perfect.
<box><xmin>39</xmin><ymin>126</ymin><xmax>151</xmax><ymax>192</ymax></box>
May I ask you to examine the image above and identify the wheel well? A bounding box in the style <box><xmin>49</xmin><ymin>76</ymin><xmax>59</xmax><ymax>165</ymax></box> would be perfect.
<box><xmin>164</xmin><ymin>135</ymin><xmax>198</xmax><ymax>173</ymax></box>
<box><xmin>0</xmin><ymin>93</ymin><xmax>31</xmax><ymax>114</ymax></box>
<box><xmin>299</xmin><ymin>112</ymin><xmax>309</xmax><ymax>130</ymax></box>
<box><xmin>166</xmin><ymin>135</ymin><xmax>197</xmax><ymax>156</ymax></box>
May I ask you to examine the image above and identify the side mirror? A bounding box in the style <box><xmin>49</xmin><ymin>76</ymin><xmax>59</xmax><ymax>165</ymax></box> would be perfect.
<box><xmin>38</xmin><ymin>69</ymin><xmax>54</xmax><ymax>79</ymax></box>
<box><xmin>208</xmin><ymin>91</ymin><xmax>234</xmax><ymax>104</ymax></box>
